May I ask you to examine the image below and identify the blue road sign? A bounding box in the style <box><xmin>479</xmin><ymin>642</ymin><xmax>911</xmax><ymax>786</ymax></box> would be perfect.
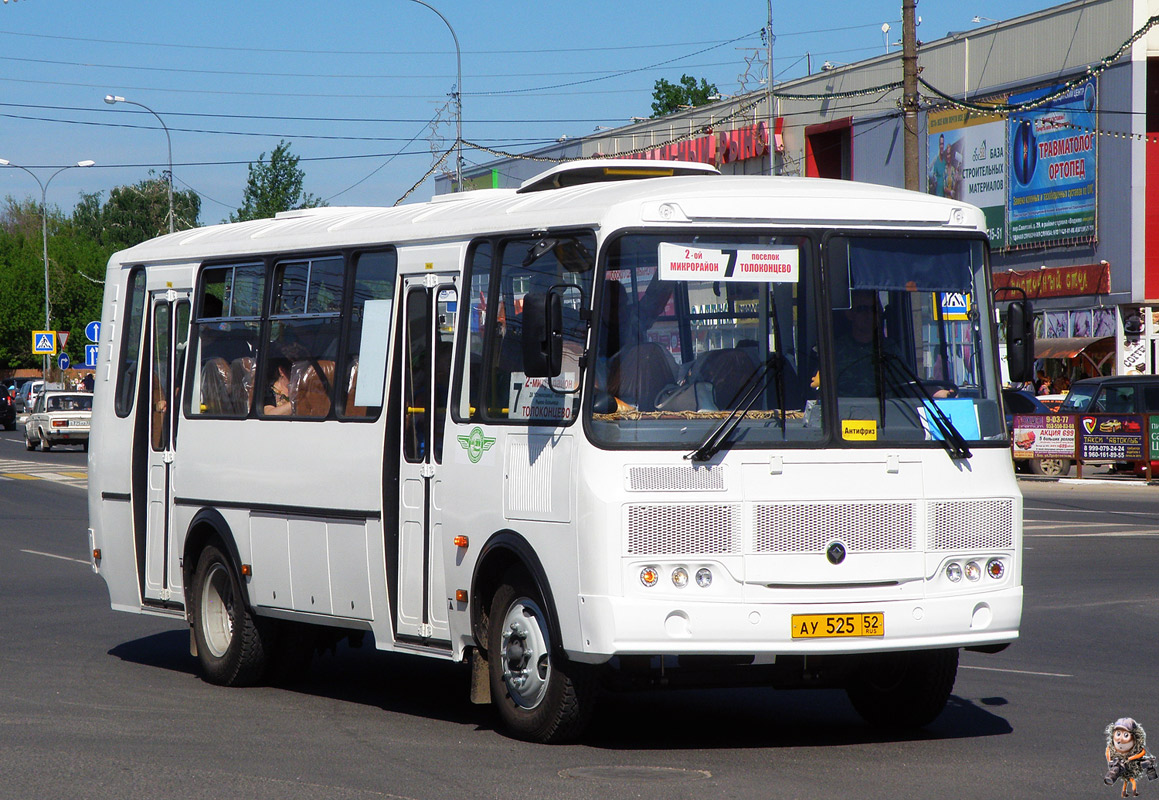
<box><xmin>85</xmin><ymin>344</ymin><xmax>99</xmax><ymax>368</ymax></box>
<box><xmin>32</xmin><ymin>331</ymin><xmax>57</xmax><ymax>355</ymax></box>
<box><xmin>85</xmin><ymin>321</ymin><xmax>101</xmax><ymax>343</ymax></box>
<box><xmin>58</xmin><ymin>353</ymin><xmax>71</xmax><ymax>371</ymax></box>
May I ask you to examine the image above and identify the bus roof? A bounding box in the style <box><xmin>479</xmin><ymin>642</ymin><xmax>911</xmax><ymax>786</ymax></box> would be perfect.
<box><xmin>108</xmin><ymin>170</ymin><xmax>984</xmax><ymax>268</ymax></box>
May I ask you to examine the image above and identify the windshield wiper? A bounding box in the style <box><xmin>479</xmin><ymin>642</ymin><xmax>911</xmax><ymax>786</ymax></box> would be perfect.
<box><xmin>877</xmin><ymin>353</ymin><xmax>972</xmax><ymax>460</ymax></box>
<box><xmin>686</xmin><ymin>354</ymin><xmax>782</xmax><ymax>462</ymax></box>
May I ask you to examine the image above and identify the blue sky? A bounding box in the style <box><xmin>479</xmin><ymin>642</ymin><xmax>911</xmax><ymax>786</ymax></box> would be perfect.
<box><xmin>0</xmin><ymin>0</ymin><xmax>1059</xmax><ymax>223</ymax></box>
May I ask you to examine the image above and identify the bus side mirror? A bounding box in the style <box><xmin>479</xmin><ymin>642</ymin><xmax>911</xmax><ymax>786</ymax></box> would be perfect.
<box><xmin>522</xmin><ymin>290</ymin><xmax>563</xmax><ymax>378</ymax></box>
<box><xmin>1006</xmin><ymin>299</ymin><xmax>1035</xmax><ymax>383</ymax></box>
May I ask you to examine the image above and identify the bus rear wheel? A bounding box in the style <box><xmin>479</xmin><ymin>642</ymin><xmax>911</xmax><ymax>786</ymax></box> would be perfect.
<box><xmin>846</xmin><ymin>648</ymin><xmax>958</xmax><ymax>729</ymax></box>
<box><xmin>487</xmin><ymin>578</ymin><xmax>595</xmax><ymax>744</ymax></box>
<box><xmin>190</xmin><ymin>544</ymin><xmax>272</xmax><ymax>687</ymax></box>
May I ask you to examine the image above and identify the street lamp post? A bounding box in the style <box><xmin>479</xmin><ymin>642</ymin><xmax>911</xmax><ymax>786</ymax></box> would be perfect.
<box><xmin>404</xmin><ymin>0</ymin><xmax>462</xmax><ymax>190</ymax></box>
<box><xmin>104</xmin><ymin>94</ymin><xmax>174</xmax><ymax>233</ymax></box>
<box><xmin>0</xmin><ymin>157</ymin><xmax>96</xmax><ymax>380</ymax></box>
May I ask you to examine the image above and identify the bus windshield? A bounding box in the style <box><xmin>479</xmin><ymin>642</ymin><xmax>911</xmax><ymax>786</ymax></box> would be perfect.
<box><xmin>587</xmin><ymin>232</ymin><xmax>1003</xmax><ymax>451</ymax></box>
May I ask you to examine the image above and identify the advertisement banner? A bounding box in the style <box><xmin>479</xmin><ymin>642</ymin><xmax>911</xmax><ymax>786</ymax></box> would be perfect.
<box><xmin>927</xmin><ymin>105</ymin><xmax>1008</xmax><ymax>247</ymax></box>
<box><xmin>1077</xmin><ymin>414</ymin><xmax>1145</xmax><ymax>461</ymax></box>
<box><xmin>1007</xmin><ymin>78</ymin><xmax>1097</xmax><ymax>247</ymax></box>
<box><xmin>1011</xmin><ymin>414</ymin><xmax>1075</xmax><ymax>459</ymax></box>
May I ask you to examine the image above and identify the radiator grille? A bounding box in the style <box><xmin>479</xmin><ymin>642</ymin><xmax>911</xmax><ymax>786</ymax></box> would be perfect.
<box><xmin>627</xmin><ymin>466</ymin><xmax>725</xmax><ymax>492</ymax></box>
<box><xmin>927</xmin><ymin>499</ymin><xmax>1014</xmax><ymax>550</ymax></box>
<box><xmin>752</xmin><ymin>502</ymin><xmax>914</xmax><ymax>553</ymax></box>
<box><xmin>626</xmin><ymin>504</ymin><xmax>739</xmax><ymax>555</ymax></box>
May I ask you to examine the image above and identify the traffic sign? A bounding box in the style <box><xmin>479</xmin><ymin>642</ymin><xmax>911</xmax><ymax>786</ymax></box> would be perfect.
<box><xmin>85</xmin><ymin>344</ymin><xmax>99</xmax><ymax>368</ymax></box>
<box><xmin>59</xmin><ymin>330</ymin><xmax>71</xmax><ymax>350</ymax></box>
<box><xmin>58</xmin><ymin>353</ymin><xmax>71</xmax><ymax>371</ymax></box>
<box><xmin>85</xmin><ymin>321</ymin><xmax>101</xmax><ymax>343</ymax></box>
<box><xmin>32</xmin><ymin>331</ymin><xmax>57</xmax><ymax>355</ymax></box>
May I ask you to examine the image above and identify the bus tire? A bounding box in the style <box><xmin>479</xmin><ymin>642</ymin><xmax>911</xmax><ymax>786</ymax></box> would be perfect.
<box><xmin>487</xmin><ymin>578</ymin><xmax>595</xmax><ymax>744</ymax></box>
<box><xmin>846</xmin><ymin>648</ymin><xmax>958</xmax><ymax>730</ymax></box>
<box><xmin>190</xmin><ymin>544</ymin><xmax>271</xmax><ymax>687</ymax></box>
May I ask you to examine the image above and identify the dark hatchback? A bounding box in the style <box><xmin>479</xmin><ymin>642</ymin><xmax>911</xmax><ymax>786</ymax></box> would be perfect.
<box><xmin>0</xmin><ymin>390</ymin><xmax>15</xmax><ymax>431</ymax></box>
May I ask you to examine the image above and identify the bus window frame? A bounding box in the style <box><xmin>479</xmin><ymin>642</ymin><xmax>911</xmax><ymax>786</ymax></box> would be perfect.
<box><xmin>114</xmin><ymin>266</ymin><xmax>149</xmax><ymax>418</ymax></box>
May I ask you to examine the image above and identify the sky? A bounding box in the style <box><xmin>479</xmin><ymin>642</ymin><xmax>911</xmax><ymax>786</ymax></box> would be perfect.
<box><xmin>0</xmin><ymin>0</ymin><xmax>1063</xmax><ymax>224</ymax></box>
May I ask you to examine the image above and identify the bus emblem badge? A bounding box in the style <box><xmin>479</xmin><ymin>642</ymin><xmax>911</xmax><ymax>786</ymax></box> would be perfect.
<box><xmin>458</xmin><ymin>427</ymin><xmax>496</xmax><ymax>463</ymax></box>
<box><xmin>826</xmin><ymin>542</ymin><xmax>847</xmax><ymax>565</ymax></box>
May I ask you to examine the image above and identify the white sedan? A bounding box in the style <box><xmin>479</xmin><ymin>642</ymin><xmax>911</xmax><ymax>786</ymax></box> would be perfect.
<box><xmin>25</xmin><ymin>391</ymin><xmax>92</xmax><ymax>452</ymax></box>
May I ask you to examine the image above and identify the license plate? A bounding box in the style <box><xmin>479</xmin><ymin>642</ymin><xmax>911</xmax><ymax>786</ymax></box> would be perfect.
<box><xmin>791</xmin><ymin>612</ymin><xmax>884</xmax><ymax>639</ymax></box>
<box><xmin>69</xmin><ymin>420</ymin><xmax>88</xmax><ymax>428</ymax></box>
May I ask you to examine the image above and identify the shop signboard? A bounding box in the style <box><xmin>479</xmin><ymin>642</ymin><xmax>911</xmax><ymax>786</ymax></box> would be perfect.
<box><xmin>927</xmin><ymin>104</ymin><xmax>1008</xmax><ymax>248</ymax></box>
<box><xmin>1007</xmin><ymin>78</ymin><xmax>1098</xmax><ymax>247</ymax></box>
<box><xmin>1077</xmin><ymin>414</ymin><xmax>1145</xmax><ymax>461</ymax></box>
<box><xmin>1149</xmin><ymin>416</ymin><xmax>1159</xmax><ymax>460</ymax></box>
<box><xmin>1011</xmin><ymin>413</ymin><xmax>1075</xmax><ymax>460</ymax></box>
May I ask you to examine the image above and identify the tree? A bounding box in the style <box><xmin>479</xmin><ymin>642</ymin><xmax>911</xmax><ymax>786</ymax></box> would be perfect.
<box><xmin>75</xmin><ymin>173</ymin><xmax>201</xmax><ymax>251</ymax></box>
<box><xmin>231</xmin><ymin>140</ymin><xmax>326</xmax><ymax>223</ymax></box>
<box><xmin>651</xmin><ymin>74</ymin><xmax>720</xmax><ymax>118</ymax></box>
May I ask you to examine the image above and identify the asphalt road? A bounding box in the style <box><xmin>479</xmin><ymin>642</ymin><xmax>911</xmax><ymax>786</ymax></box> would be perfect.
<box><xmin>1</xmin><ymin>437</ymin><xmax>1156</xmax><ymax>799</ymax></box>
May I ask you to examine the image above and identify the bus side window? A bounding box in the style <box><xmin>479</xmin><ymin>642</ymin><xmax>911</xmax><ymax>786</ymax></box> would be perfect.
<box><xmin>454</xmin><ymin>242</ymin><xmax>493</xmax><ymax>423</ymax></box>
<box><xmin>115</xmin><ymin>267</ymin><xmax>148</xmax><ymax>418</ymax></box>
<box><xmin>338</xmin><ymin>249</ymin><xmax>396</xmax><ymax>420</ymax></box>
<box><xmin>187</xmin><ymin>263</ymin><xmax>265</xmax><ymax>418</ymax></box>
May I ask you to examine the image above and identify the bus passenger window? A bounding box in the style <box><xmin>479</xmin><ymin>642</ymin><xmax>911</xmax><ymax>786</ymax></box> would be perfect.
<box><xmin>339</xmin><ymin>250</ymin><xmax>396</xmax><ymax>419</ymax></box>
<box><xmin>187</xmin><ymin>263</ymin><xmax>265</xmax><ymax>418</ymax></box>
<box><xmin>115</xmin><ymin>268</ymin><xmax>148</xmax><ymax>418</ymax></box>
<box><xmin>263</xmin><ymin>256</ymin><xmax>343</xmax><ymax>419</ymax></box>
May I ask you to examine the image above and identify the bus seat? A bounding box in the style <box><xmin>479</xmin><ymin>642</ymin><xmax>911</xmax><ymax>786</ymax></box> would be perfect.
<box><xmin>230</xmin><ymin>357</ymin><xmax>255</xmax><ymax>414</ymax></box>
<box><xmin>200</xmin><ymin>357</ymin><xmax>233</xmax><ymax>415</ymax></box>
<box><xmin>344</xmin><ymin>359</ymin><xmax>367</xmax><ymax>417</ymax></box>
<box><xmin>696</xmin><ymin>348</ymin><xmax>757</xmax><ymax>409</ymax></box>
<box><xmin>607</xmin><ymin>341</ymin><xmax>678</xmax><ymax>412</ymax></box>
<box><xmin>291</xmin><ymin>359</ymin><xmax>335</xmax><ymax>417</ymax></box>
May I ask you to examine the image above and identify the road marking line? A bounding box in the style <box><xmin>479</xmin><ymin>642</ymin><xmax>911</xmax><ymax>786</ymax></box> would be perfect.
<box><xmin>20</xmin><ymin>549</ymin><xmax>90</xmax><ymax>565</ymax></box>
<box><xmin>1027</xmin><ymin>531</ymin><xmax>1159</xmax><ymax>538</ymax></box>
<box><xmin>56</xmin><ymin>471</ymin><xmax>88</xmax><ymax>478</ymax></box>
<box><xmin>1</xmin><ymin>473</ymin><xmax>40</xmax><ymax>480</ymax></box>
<box><xmin>1025</xmin><ymin>507</ymin><xmax>1155</xmax><ymax>517</ymax></box>
<box><xmin>960</xmin><ymin>665</ymin><xmax>1072</xmax><ymax>678</ymax></box>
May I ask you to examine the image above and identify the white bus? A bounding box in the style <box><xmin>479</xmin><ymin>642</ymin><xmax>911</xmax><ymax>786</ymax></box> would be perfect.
<box><xmin>88</xmin><ymin>160</ymin><xmax>1034</xmax><ymax>743</ymax></box>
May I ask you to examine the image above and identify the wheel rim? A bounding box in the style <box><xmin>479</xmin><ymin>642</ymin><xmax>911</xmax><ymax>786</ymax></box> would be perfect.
<box><xmin>1040</xmin><ymin>458</ymin><xmax>1064</xmax><ymax>476</ymax></box>
<box><xmin>200</xmin><ymin>562</ymin><xmax>235</xmax><ymax>658</ymax></box>
<box><xmin>499</xmin><ymin>597</ymin><xmax>551</xmax><ymax>709</ymax></box>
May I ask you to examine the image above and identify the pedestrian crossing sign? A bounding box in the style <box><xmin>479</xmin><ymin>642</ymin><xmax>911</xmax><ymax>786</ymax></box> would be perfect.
<box><xmin>32</xmin><ymin>330</ymin><xmax>57</xmax><ymax>355</ymax></box>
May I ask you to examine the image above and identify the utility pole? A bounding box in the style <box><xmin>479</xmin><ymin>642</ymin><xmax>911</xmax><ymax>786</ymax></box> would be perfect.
<box><xmin>767</xmin><ymin>0</ymin><xmax>776</xmax><ymax>175</ymax></box>
<box><xmin>902</xmin><ymin>0</ymin><xmax>920</xmax><ymax>191</ymax></box>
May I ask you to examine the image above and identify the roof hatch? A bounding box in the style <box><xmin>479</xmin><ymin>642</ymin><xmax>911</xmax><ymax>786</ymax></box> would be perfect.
<box><xmin>516</xmin><ymin>158</ymin><xmax>719</xmax><ymax>193</ymax></box>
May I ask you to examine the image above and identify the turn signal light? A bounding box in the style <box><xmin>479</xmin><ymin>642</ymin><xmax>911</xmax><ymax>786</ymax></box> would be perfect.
<box><xmin>240</xmin><ymin>563</ymin><xmax>252</xmax><ymax>577</ymax></box>
<box><xmin>453</xmin><ymin>535</ymin><xmax>469</xmax><ymax>548</ymax></box>
<box><xmin>92</xmin><ymin>548</ymin><xmax>101</xmax><ymax>563</ymax></box>
<box><xmin>640</xmin><ymin>567</ymin><xmax>659</xmax><ymax>587</ymax></box>
<box><xmin>986</xmin><ymin>558</ymin><xmax>1005</xmax><ymax>579</ymax></box>
<box><xmin>455</xmin><ymin>589</ymin><xmax>468</xmax><ymax>603</ymax></box>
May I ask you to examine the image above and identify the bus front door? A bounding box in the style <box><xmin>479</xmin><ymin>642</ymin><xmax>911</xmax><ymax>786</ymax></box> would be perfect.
<box><xmin>140</xmin><ymin>290</ymin><xmax>190</xmax><ymax>607</ymax></box>
<box><xmin>395</xmin><ymin>274</ymin><xmax>457</xmax><ymax>644</ymax></box>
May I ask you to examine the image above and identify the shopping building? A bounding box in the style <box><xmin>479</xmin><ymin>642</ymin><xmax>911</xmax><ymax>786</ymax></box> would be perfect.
<box><xmin>438</xmin><ymin>0</ymin><xmax>1159</xmax><ymax>379</ymax></box>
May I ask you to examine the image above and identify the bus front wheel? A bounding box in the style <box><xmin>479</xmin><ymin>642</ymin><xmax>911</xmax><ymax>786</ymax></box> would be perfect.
<box><xmin>487</xmin><ymin>578</ymin><xmax>595</xmax><ymax>744</ymax></box>
<box><xmin>846</xmin><ymin>648</ymin><xmax>958</xmax><ymax>729</ymax></box>
<box><xmin>190</xmin><ymin>544</ymin><xmax>272</xmax><ymax>687</ymax></box>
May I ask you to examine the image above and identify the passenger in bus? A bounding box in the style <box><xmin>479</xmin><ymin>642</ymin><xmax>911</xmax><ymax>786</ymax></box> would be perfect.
<box><xmin>833</xmin><ymin>290</ymin><xmax>953</xmax><ymax>398</ymax></box>
<box><xmin>263</xmin><ymin>358</ymin><xmax>293</xmax><ymax>416</ymax></box>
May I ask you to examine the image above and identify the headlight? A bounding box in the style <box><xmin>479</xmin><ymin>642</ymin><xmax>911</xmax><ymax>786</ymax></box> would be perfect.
<box><xmin>965</xmin><ymin>561</ymin><xmax>982</xmax><ymax>582</ymax></box>
<box><xmin>945</xmin><ymin>562</ymin><xmax>963</xmax><ymax>582</ymax></box>
<box><xmin>671</xmin><ymin>568</ymin><xmax>689</xmax><ymax>588</ymax></box>
<box><xmin>695</xmin><ymin>568</ymin><xmax>713</xmax><ymax>588</ymax></box>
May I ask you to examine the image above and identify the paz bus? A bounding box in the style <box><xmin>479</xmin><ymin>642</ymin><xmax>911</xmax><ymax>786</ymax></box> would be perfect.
<box><xmin>87</xmin><ymin>160</ymin><xmax>1035</xmax><ymax>743</ymax></box>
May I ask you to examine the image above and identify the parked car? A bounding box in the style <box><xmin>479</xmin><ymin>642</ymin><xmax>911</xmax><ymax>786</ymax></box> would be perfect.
<box><xmin>1058</xmin><ymin>375</ymin><xmax>1159</xmax><ymax>476</ymax></box>
<box><xmin>24</xmin><ymin>391</ymin><xmax>92</xmax><ymax>451</ymax></box>
<box><xmin>15</xmin><ymin>379</ymin><xmax>45</xmax><ymax>415</ymax></box>
<box><xmin>0</xmin><ymin>390</ymin><xmax>15</xmax><ymax>431</ymax></box>
<box><xmin>1003</xmin><ymin>389</ymin><xmax>1062</xmax><ymax>475</ymax></box>
<box><xmin>1036</xmin><ymin>393</ymin><xmax>1067</xmax><ymax>413</ymax></box>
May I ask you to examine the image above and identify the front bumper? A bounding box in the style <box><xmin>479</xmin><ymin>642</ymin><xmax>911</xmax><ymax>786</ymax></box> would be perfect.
<box><xmin>573</xmin><ymin>586</ymin><xmax>1022</xmax><ymax>659</ymax></box>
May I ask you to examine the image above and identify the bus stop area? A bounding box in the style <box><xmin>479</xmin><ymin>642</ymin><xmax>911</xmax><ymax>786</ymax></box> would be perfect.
<box><xmin>1012</xmin><ymin>412</ymin><xmax>1159</xmax><ymax>483</ymax></box>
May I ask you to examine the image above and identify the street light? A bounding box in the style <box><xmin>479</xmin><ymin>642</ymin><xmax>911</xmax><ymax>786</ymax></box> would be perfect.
<box><xmin>404</xmin><ymin>0</ymin><xmax>462</xmax><ymax>191</ymax></box>
<box><xmin>104</xmin><ymin>94</ymin><xmax>174</xmax><ymax>233</ymax></box>
<box><xmin>0</xmin><ymin>157</ymin><xmax>96</xmax><ymax>380</ymax></box>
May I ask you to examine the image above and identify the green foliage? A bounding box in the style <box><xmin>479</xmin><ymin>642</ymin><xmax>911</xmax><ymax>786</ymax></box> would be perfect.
<box><xmin>651</xmin><ymin>74</ymin><xmax>720</xmax><ymax>118</ymax></box>
<box><xmin>231</xmin><ymin>140</ymin><xmax>326</xmax><ymax>222</ymax></box>
<box><xmin>74</xmin><ymin>174</ymin><xmax>201</xmax><ymax>251</ymax></box>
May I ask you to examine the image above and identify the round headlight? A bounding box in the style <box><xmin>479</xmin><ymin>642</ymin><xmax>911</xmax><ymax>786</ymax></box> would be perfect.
<box><xmin>965</xmin><ymin>561</ymin><xmax>982</xmax><ymax>581</ymax></box>
<box><xmin>671</xmin><ymin>568</ymin><xmax>689</xmax><ymax>588</ymax></box>
<box><xmin>945</xmin><ymin>562</ymin><xmax>963</xmax><ymax>582</ymax></box>
<box><xmin>695</xmin><ymin>568</ymin><xmax>713</xmax><ymax>588</ymax></box>
<box><xmin>640</xmin><ymin>567</ymin><xmax>659</xmax><ymax>587</ymax></box>
<box><xmin>986</xmin><ymin>558</ymin><xmax>1005</xmax><ymax>579</ymax></box>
